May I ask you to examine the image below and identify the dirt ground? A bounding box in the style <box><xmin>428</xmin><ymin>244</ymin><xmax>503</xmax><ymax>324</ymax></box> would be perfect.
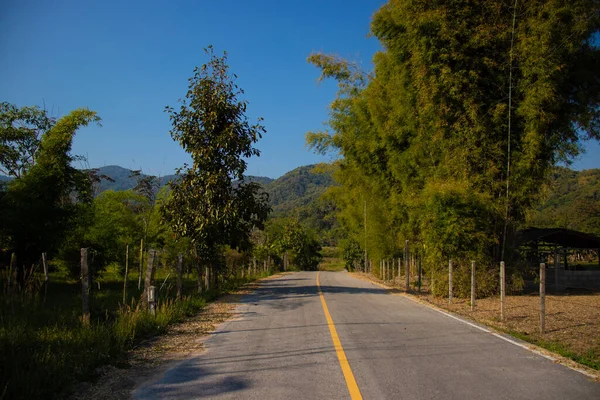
<box><xmin>427</xmin><ymin>291</ymin><xmax>600</xmax><ymax>358</ymax></box>
<box><xmin>352</xmin><ymin>272</ymin><xmax>600</xmax><ymax>374</ymax></box>
<box><xmin>70</xmin><ymin>274</ymin><xmax>284</xmax><ymax>400</ymax></box>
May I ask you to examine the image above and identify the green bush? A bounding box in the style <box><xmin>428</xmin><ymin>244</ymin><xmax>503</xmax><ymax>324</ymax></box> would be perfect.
<box><xmin>0</xmin><ymin>293</ymin><xmax>206</xmax><ymax>400</ymax></box>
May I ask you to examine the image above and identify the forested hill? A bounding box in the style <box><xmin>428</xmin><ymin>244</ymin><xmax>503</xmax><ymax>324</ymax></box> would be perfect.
<box><xmin>92</xmin><ymin>164</ymin><xmax>332</xmax><ymax>213</ymax></box>
<box><xmin>267</xmin><ymin>165</ymin><xmax>334</xmax><ymax>214</ymax></box>
<box><xmin>94</xmin><ymin>165</ymin><xmax>275</xmax><ymax>193</ymax></box>
<box><xmin>3</xmin><ymin>165</ymin><xmax>596</xmax><ymax>233</ymax></box>
<box><xmin>528</xmin><ymin>167</ymin><xmax>600</xmax><ymax>236</ymax></box>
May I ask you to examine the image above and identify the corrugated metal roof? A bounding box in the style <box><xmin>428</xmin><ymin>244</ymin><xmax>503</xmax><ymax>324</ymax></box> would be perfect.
<box><xmin>518</xmin><ymin>228</ymin><xmax>600</xmax><ymax>248</ymax></box>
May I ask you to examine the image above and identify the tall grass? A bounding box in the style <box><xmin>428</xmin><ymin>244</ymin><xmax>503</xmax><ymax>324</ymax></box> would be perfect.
<box><xmin>0</xmin><ymin>268</ymin><xmax>266</xmax><ymax>399</ymax></box>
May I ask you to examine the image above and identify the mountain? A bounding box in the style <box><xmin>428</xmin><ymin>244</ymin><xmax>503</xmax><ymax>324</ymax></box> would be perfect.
<box><xmin>93</xmin><ymin>165</ymin><xmax>276</xmax><ymax>193</ymax></box>
<box><xmin>90</xmin><ymin>164</ymin><xmax>334</xmax><ymax>215</ymax></box>
<box><xmin>266</xmin><ymin>165</ymin><xmax>334</xmax><ymax>214</ymax></box>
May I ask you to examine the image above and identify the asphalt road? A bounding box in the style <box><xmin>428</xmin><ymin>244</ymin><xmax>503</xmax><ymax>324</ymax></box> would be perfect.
<box><xmin>134</xmin><ymin>271</ymin><xmax>600</xmax><ymax>399</ymax></box>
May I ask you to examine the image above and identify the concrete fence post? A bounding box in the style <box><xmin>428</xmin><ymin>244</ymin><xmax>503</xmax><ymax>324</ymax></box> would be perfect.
<box><xmin>176</xmin><ymin>253</ymin><xmax>183</xmax><ymax>300</ymax></box>
<box><xmin>471</xmin><ymin>260</ymin><xmax>475</xmax><ymax>311</ymax></box>
<box><xmin>449</xmin><ymin>259</ymin><xmax>453</xmax><ymax>304</ymax></box>
<box><xmin>500</xmin><ymin>261</ymin><xmax>506</xmax><ymax>321</ymax></box>
<box><xmin>398</xmin><ymin>257</ymin><xmax>402</xmax><ymax>281</ymax></box>
<box><xmin>138</xmin><ymin>239</ymin><xmax>144</xmax><ymax>290</ymax></box>
<box><xmin>554</xmin><ymin>249</ymin><xmax>559</xmax><ymax>291</ymax></box>
<box><xmin>123</xmin><ymin>244</ymin><xmax>129</xmax><ymax>304</ymax></box>
<box><xmin>42</xmin><ymin>252</ymin><xmax>49</xmax><ymax>302</ymax></box>
<box><xmin>540</xmin><ymin>262</ymin><xmax>546</xmax><ymax>334</ymax></box>
<box><xmin>405</xmin><ymin>240</ymin><xmax>410</xmax><ymax>292</ymax></box>
<box><xmin>81</xmin><ymin>248</ymin><xmax>90</xmax><ymax>325</ymax></box>
<box><xmin>418</xmin><ymin>255</ymin><xmax>422</xmax><ymax>294</ymax></box>
<box><xmin>142</xmin><ymin>249</ymin><xmax>156</xmax><ymax>307</ymax></box>
<box><xmin>148</xmin><ymin>285</ymin><xmax>156</xmax><ymax>316</ymax></box>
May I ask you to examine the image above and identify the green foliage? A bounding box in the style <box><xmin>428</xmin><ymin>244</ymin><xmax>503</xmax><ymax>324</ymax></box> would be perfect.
<box><xmin>0</xmin><ymin>102</ymin><xmax>55</xmax><ymax>178</ymax></box>
<box><xmin>340</xmin><ymin>238</ymin><xmax>363</xmax><ymax>270</ymax></box>
<box><xmin>0</xmin><ymin>259</ymin><xmax>272</xmax><ymax>400</ymax></box>
<box><xmin>528</xmin><ymin>167</ymin><xmax>600</xmax><ymax>236</ymax></box>
<box><xmin>266</xmin><ymin>217</ymin><xmax>322</xmax><ymax>270</ymax></box>
<box><xmin>307</xmin><ymin>0</ymin><xmax>600</xmax><ymax>274</ymax></box>
<box><xmin>0</xmin><ymin>107</ymin><xmax>100</xmax><ymax>267</ymax></box>
<box><xmin>163</xmin><ymin>46</ymin><xmax>270</xmax><ymax>266</ymax></box>
<box><xmin>0</xmin><ymin>291</ymin><xmax>205</xmax><ymax>400</ymax></box>
<box><xmin>429</xmin><ymin>263</ymin><xmax>498</xmax><ymax>299</ymax></box>
<box><xmin>267</xmin><ymin>164</ymin><xmax>334</xmax><ymax>213</ymax></box>
<box><xmin>266</xmin><ymin>164</ymin><xmax>339</xmax><ymax>245</ymax></box>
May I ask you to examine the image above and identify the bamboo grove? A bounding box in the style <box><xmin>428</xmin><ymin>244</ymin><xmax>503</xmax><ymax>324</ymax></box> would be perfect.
<box><xmin>307</xmin><ymin>0</ymin><xmax>600</xmax><ymax>282</ymax></box>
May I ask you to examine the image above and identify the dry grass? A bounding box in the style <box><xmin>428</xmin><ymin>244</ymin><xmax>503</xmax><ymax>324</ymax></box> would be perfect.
<box><xmin>352</xmin><ymin>272</ymin><xmax>600</xmax><ymax>371</ymax></box>
<box><xmin>427</xmin><ymin>293</ymin><xmax>600</xmax><ymax>356</ymax></box>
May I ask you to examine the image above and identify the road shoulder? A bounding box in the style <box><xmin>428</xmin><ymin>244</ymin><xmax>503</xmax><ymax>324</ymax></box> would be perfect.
<box><xmin>348</xmin><ymin>271</ymin><xmax>600</xmax><ymax>382</ymax></box>
<box><xmin>69</xmin><ymin>274</ymin><xmax>286</xmax><ymax>400</ymax></box>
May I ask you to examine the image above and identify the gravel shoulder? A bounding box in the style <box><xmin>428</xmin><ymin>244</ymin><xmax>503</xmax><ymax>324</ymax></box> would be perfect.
<box><xmin>69</xmin><ymin>275</ymin><xmax>284</xmax><ymax>400</ymax></box>
<box><xmin>349</xmin><ymin>271</ymin><xmax>600</xmax><ymax>380</ymax></box>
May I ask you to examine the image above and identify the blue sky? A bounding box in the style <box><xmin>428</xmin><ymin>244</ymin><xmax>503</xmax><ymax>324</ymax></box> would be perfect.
<box><xmin>1</xmin><ymin>0</ymin><xmax>598</xmax><ymax>178</ymax></box>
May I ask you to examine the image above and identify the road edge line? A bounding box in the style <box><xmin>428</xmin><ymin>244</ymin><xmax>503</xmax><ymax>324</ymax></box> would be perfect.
<box><xmin>351</xmin><ymin>273</ymin><xmax>598</xmax><ymax>381</ymax></box>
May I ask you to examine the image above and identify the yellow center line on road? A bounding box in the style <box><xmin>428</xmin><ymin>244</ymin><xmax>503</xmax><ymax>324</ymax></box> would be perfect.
<box><xmin>316</xmin><ymin>272</ymin><xmax>363</xmax><ymax>400</ymax></box>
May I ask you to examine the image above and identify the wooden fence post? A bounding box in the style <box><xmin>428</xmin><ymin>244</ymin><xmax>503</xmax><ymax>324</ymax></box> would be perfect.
<box><xmin>8</xmin><ymin>252</ymin><xmax>16</xmax><ymax>289</ymax></box>
<box><xmin>387</xmin><ymin>259</ymin><xmax>390</xmax><ymax>281</ymax></box>
<box><xmin>123</xmin><ymin>244</ymin><xmax>129</xmax><ymax>304</ymax></box>
<box><xmin>176</xmin><ymin>253</ymin><xmax>183</xmax><ymax>300</ymax></box>
<box><xmin>471</xmin><ymin>260</ymin><xmax>475</xmax><ymax>311</ymax></box>
<box><xmin>81</xmin><ymin>248</ymin><xmax>90</xmax><ymax>325</ymax></box>
<box><xmin>449</xmin><ymin>259</ymin><xmax>453</xmax><ymax>304</ymax></box>
<box><xmin>138</xmin><ymin>238</ymin><xmax>144</xmax><ymax>290</ymax></box>
<box><xmin>142</xmin><ymin>249</ymin><xmax>156</xmax><ymax>307</ymax></box>
<box><xmin>204</xmin><ymin>265</ymin><xmax>210</xmax><ymax>292</ymax></box>
<box><xmin>42</xmin><ymin>252</ymin><xmax>48</xmax><ymax>302</ymax></box>
<box><xmin>540</xmin><ymin>262</ymin><xmax>546</xmax><ymax>334</ymax></box>
<box><xmin>500</xmin><ymin>261</ymin><xmax>506</xmax><ymax>321</ymax></box>
<box><xmin>386</xmin><ymin>259</ymin><xmax>389</xmax><ymax>281</ymax></box>
<box><xmin>42</xmin><ymin>252</ymin><xmax>48</xmax><ymax>284</ymax></box>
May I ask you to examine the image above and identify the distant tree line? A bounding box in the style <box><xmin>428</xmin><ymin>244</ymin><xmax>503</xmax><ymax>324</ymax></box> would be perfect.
<box><xmin>0</xmin><ymin>47</ymin><xmax>322</xmax><ymax>292</ymax></box>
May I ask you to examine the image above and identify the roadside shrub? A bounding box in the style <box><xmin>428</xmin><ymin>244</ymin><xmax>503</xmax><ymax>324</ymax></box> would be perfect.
<box><xmin>430</xmin><ymin>261</ymin><xmax>498</xmax><ymax>298</ymax></box>
<box><xmin>1</xmin><ymin>293</ymin><xmax>206</xmax><ymax>400</ymax></box>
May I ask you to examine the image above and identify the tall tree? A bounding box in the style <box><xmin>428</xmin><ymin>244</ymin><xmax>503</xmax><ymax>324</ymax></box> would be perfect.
<box><xmin>1</xmin><ymin>107</ymin><xmax>100</xmax><ymax>274</ymax></box>
<box><xmin>0</xmin><ymin>102</ymin><xmax>55</xmax><ymax>178</ymax></box>
<box><xmin>308</xmin><ymin>0</ymin><xmax>600</xmax><ymax>268</ymax></box>
<box><xmin>163</xmin><ymin>47</ymin><xmax>270</xmax><ymax>282</ymax></box>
